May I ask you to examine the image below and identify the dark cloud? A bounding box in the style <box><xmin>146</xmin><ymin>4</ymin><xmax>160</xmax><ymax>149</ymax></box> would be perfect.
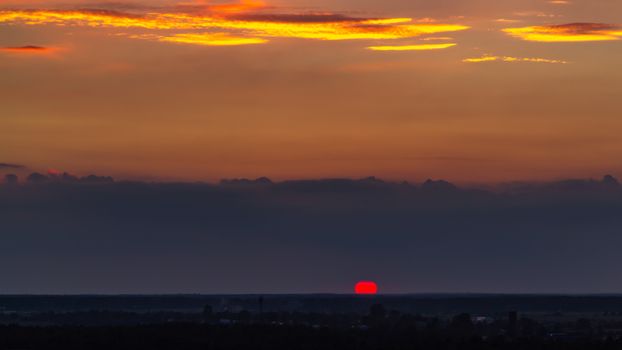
<box><xmin>0</xmin><ymin>45</ymin><xmax>56</xmax><ymax>54</ymax></box>
<box><xmin>0</xmin><ymin>162</ymin><xmax>25</xmax><ymax>169</ymax></box>
<box><xmin>25</xmin><ymin>172</ymin><xmax>46</xmax><ymax>183</ymax></box>
<box><xmin>3</xmin><ymin>174</ymin><xmax>18</xmax><ymax>184</ymax></box>
<box><xmin>2</xmin><ymin>45</ymin><xmax>47</xmax><ymax>51</ymax></box>
<box><xmin>498</xmin><ymin>175</ymin><xmax>621</xmax><ymax>195</ymax></box>
<box><xmin>24</xmin><ymin>172</ymin><xmax>114</xmax><ymax>184</ymax></box>
<box><xmin>549</xmin><ymin>22</ymin><xmax>621</xmax><ymax>34</ymax></box>
<box><xmin>0</xmin><ymin>175</ymin><xmax>621</xmax><ymax>294</ymax></box>
<box><xmin>221</xmin><ymin>177</ymin><xmax>273</xmax><ymax>186</ymax></box>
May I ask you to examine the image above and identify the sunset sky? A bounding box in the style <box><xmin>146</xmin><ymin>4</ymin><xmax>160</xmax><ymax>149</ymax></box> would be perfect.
<box><xmin>2</xmin><ymin>0</ymin><xmax>621</xmax><ymax>183</ymax></box>
<box><xmin>2</xmin><ymin>0</ymin><xmax>622</xmax><ymax>294</ymax></box>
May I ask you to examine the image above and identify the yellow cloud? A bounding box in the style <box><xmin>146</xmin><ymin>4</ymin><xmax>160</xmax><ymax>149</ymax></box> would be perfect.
<box><xmin>463</xmin><ymin>55</ymin><xmax>567</xmax><ymax>64</ymax></box>
<box><xmin>503</xmin><ymin>23</ymin><xmax>622</xmax><ymax>42</ymax></box>
<box><xmin>0</xmin><ymin>9</ymin><xmax>469</xmax><ymax>41</ymax></box>
<box><xmin>421</xmin><ymin>36</ymin><xmax>453</xmax><ymax>41</ymax></box>
<box><xmin>367</xmin><ymin>43</ymin><xmax>457</xmax><ymax>51</ymax></box>
<box><xmin>150</xmin><ymin>33</ymin><xmax>267</xmax><ymax>46</ymax></box>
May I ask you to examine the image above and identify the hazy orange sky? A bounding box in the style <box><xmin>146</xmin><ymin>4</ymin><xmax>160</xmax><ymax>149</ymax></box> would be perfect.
<box><xmin>1</xmin><ymin>0</ymin><xmax>621</xmax><ymax>183</ymax></box>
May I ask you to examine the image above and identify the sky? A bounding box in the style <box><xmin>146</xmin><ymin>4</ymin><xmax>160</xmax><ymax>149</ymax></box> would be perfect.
<box><xmin>1</xmin><ymin>0</ymin><xmax>621</xmax><ymax>183</ymax></box>
<box><xmin>1</xmin><ymin>1</ymin><xmax>622</xmax><ymax>294</ymax></box>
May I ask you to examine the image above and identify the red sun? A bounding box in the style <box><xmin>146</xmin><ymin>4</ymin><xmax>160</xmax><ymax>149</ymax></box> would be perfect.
<box><xmin>355</xmin><ymin>281</ymin><xmax>378</xmax><ymax>295</ymax></box>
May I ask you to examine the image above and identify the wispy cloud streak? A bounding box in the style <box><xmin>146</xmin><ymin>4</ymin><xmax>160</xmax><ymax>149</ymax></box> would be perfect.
<box><xmin>0</xmin><ymin>45</ymin><xmax>55</xmax><ymax>54</ymax></box>
<box><xmin>504</xmin><ymin>23</ymin><xmax>622</xmax><ymax>42</ymax></box>
<box><xmin>0</xmin><ymin>163</ymin><xmax>25</xmax><ymax>169</ymax></box>
<box><xmin>463</xmin><ymin>55</ymin><xmax>567</xmax><ymax>64</ymax></box>
<box><xmin>367</xmin><ymin>43</ymin><xmax>457</xmax><ymax>51</ymax></box>
<box><xmin>133</xmin><ymin>32</ymin><xmax>268</xmax><ymax>46</ymax></box>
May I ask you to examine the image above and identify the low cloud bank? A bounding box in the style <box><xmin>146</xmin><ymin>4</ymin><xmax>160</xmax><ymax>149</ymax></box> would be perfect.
<box><xmin>1</xmin><ymin>174</ymin><xmax>621</xmax><ymax>294</ymax></box>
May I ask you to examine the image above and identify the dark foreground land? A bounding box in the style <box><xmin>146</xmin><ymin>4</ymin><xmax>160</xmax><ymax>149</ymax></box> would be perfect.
<box><xmin>3</xmin><ymin>295</ymin><xmax>622</xmax><ymax>349</ymax></box>
<box><xmin>3</xmin><ymin>323</ymin><xmax>622</xmax><ymax>350</ymax></box>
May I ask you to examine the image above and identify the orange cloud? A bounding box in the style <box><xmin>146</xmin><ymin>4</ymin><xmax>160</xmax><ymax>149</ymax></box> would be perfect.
<box><xmin>495</xmin><ymin>18</ymin><xmax>522</xmax><ymax>24</ymax></box>
<box><xmin>0</xmin><ymin>6</ymin><xmax>469</xmax><ymax>45</ymax></box>
<box><xmin>367</xmin><ymin>43</ymin><xmax>457</xmax><ymax>51</ymax></box>
<box><xmin>206</xmin><ymin>0</ymin><xmax>266</xmax><ymax>14</ymax></box>
<box><xmin>504</xmin><ymin>23</ymin><xmax>622</xmax><ymax>42</ymax></box>
<box><xmin>133</xmin><ymin>32</ymin><xmax>268</xmax><ymax>46</ymax></box>
<box><xmin>421</xmin><ymin>36</ymin><xmax>453</xmax><ymax>41</ymax></box>
<box><xmin>176</xmin><ymin>0</ymin><xmax>267</xmax><ymax>14</ymax></box>
<box><xmin>463</xmin><ymin>55</ymin><xmax>567</xmax><ymax>64</ymax></box>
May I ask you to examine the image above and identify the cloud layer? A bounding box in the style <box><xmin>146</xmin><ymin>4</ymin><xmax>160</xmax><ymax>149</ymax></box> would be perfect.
<box><xmin>1</xmin><ymin>174</ymin><xmax>622</xmax><ymax>293</ymax></box>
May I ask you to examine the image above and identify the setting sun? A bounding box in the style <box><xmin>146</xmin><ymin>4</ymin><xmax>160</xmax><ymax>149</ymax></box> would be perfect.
<box><xmin>355</xmin><ymin>281</ymin><xmax>378</xmax><ymax>295</ymax></box>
